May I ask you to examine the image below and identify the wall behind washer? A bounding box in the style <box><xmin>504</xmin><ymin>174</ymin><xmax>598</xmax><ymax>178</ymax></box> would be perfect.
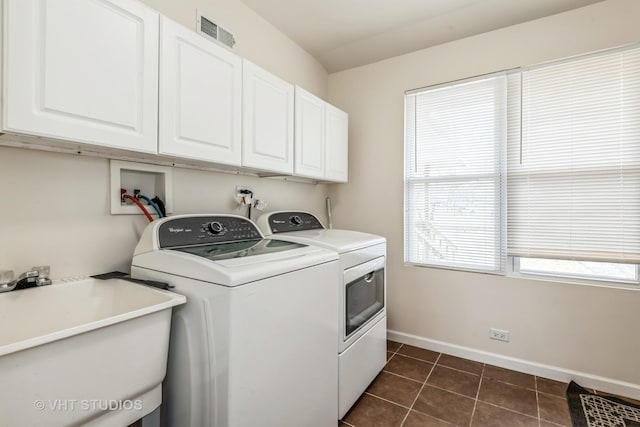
<box><xmin>327</xmin><ymin>0</ymin><xmax>640</xmax><ymax>390</ymax></box>
<box><xmin>0</xmin><ymin>0</ymin><xmax>329</xmax><ymax>279</ymax></box>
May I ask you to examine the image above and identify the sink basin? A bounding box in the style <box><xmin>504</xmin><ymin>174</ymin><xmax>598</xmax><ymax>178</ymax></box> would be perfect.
<box><xmin>0</xmin><ymin>278</ymin><xmax>186</xmax><ymax>426</ymax></box>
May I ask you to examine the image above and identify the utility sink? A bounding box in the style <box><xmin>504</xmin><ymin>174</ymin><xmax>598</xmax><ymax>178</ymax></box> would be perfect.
<box><xmin>0</xmin><ymin>278</ymin><xmax>186</xmax><ymax>427</ymax></box>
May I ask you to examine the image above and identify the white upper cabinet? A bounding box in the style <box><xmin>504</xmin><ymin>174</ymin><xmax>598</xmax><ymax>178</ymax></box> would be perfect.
<box><xmin>325</xmin><ymin>104</ymin><xmax>349</xmax><ymax>183</ymax></box>
<box><xmin>294</xmin><ymin>86</ymin><xmax>349</xmax><ymax>182</ymax></box>
<box><xmin>159</xmin><ymin>16</ymin><xmax>242</xmax><ymax>165</ymax></box>
<box><xmin>3</xmin><ymin>1</ymin><xmax>347</xmax><ymax>180</ymax></box>
<box><xmin>242</xmin><ymin>60</ymin><xmax>294</xmax><ymax>174</ymax></box>
<box><xmin>3</xmin><ymin>0</ymin><xmax>159</xmax><ymax>153</ymax></box>
<box><xmin>294</xmin><ymin>86</ymin><xmax>325</xmax><ymax>179</ymax></box>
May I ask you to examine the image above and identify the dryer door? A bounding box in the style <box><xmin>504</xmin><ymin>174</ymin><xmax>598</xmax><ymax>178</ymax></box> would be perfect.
<box><xmin>344</xmin><ymin>257</ymin><xmax>385</xmax><ymax>339</ymax></box>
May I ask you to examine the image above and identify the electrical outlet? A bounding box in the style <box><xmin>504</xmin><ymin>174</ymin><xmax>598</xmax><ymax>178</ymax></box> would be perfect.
<box><xmin>489</xmin><ymin>328</ymin><xmax>510</xmax><ymax>342</ymax></box>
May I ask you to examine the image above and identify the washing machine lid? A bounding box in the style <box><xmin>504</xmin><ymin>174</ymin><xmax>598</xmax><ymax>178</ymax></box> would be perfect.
<box><xmin>257</xmin><ymin>211</ymin><xmax>385</xmax><ymax>253</ymax></box>
<box><xmin>172</xmin><ymin>238</ymin><xmax>304</xmax><ymax>261</ymax></box>
<box><xmin>132</xmin><ymin>214</ymin><xmax>338</xmax><ymax>286</ymax></box>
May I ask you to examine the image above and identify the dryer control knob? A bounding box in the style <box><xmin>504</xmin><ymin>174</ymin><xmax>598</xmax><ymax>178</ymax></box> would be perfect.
<box><xmin>208</xmin><ymin>221</ymin><xmax>224</xmax><ymax>234</ymax></box>
<box><xmin>290</xmin><ymin>215</ymin><xmax>303</xmax><ymax>225</ymax></box>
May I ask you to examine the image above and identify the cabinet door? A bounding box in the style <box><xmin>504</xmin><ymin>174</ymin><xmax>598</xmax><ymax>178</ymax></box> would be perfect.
<box><xmin>325</xmin><ymin>104</ymin><xmax>349</xmax><ymax>182</ymax></box>
<box><xmin>159</xmin><ymin>16</ymin><xmax>241</xmax><ymax>165</ymax></box>
<box><xmin>242</xmin><ymin>60</ymin><xmax>294</xmax><ymax>174</ymax></box>
<box><xmin>294</xmin><ymin>86</ymin><xmax>325</xmax><ymax>179</ymax></box>
<box><xmin>3</xmin><ymin>0</ymin><xmax>159</xmax><ymax>153</ymax></box>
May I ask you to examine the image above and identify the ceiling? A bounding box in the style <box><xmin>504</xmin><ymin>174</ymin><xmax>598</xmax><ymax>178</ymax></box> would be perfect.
<box><xmin>239</xmin><ymin>0</ymin><xmax>604</xmax><ymax>72</ymax></box>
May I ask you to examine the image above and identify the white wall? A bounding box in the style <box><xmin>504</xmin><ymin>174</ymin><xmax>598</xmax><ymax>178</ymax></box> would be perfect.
<box><xmin>0</xmin><ymin>0</ymin><xmax>329</xmax><ymax>279</ymax></box>
<box><xmin>327</xmin><ymin>0</ymin><xmax>640</xmax><ymax>390</ymax></box>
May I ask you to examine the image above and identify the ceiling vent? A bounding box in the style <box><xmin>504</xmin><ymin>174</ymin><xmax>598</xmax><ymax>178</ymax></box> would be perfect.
<box><xmin>196</xmin><ymin>11</ymin><xmax>236</xmax><ymax>49</ymax></box>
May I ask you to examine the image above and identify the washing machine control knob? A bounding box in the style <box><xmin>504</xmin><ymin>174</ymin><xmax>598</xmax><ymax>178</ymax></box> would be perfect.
<box><xmin>208</xmin><ymin>221</ymin><xmax>224</xmax><ymax>234</ymax></box>
<box><xmin>290</xmin><ymin>215</ymin><xmax>303</xmax><ymax>225</ymax></box>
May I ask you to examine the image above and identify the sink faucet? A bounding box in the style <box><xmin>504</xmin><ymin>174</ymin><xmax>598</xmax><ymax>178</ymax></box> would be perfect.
<box><xmin>0</xmin><ymin>266</ymin><xmax>52</xmax><ymax>293</ymax></box>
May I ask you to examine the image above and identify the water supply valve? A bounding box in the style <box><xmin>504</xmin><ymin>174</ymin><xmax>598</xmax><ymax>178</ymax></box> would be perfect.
<box><xmin>0</xmin><ymin>266</ymin><xmax>52</xmax><ymax>293</ymax></box>
<box><xmin>0</xmin><ymin>270</ymin><xmax>15</xmax><ymax>293</ymax></box>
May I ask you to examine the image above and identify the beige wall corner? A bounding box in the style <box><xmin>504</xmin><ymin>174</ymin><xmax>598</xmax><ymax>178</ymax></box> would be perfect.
<box><xmin>326</xmin><ymin>0</ymin><xmax>640</xmax><ymax>390</ymax></box>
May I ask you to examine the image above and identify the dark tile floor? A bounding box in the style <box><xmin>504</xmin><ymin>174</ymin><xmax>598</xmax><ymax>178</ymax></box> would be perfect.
<box><xmin>340</xmin><ymin>340</ymin><xmax>634</xmax><ymax>427</ymax></box>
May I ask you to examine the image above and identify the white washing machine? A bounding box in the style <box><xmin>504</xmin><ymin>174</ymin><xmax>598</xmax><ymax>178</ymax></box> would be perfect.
<box><xmin>257</xmin><ymin>211</ymin><xmax>387</xmax><ymax>418</ymax></box>
<box><xmin>131</xmin><ymin>214</ymin><xmax>340</xmax><ymax>427</ymax></box>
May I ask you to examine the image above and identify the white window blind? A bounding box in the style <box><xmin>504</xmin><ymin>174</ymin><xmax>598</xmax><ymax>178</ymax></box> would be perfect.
<box><xmin>405</xmin><ymin>74</ymin><xmax>506</xmax><ymax>272</ymax></box>
<box><xmin>507</xmin><ymin>46</ymin><xmax>640</xmax><ymax>263</ymax></box>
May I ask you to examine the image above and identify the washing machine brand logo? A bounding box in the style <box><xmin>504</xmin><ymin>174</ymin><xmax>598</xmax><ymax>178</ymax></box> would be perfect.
<box><xmin>273</xmin><ymin>220</ymin><xmax>286</xmax><ymax>224</ymax></box>
<box><xmin>168</xmin><ymin>228</ymin><xmax>192</xmax><ymax>233</ymax></box>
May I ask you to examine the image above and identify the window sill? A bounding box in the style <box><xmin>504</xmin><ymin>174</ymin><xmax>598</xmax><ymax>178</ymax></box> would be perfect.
<box><xmin>506</xmin><ymin>270</ymin><xmax>640</xmax><ymax>291</ymax></box>
<box><xmin>403</xmin><ymin>261</ymin><xmax>640</xmax><ymax>291</ymax></box>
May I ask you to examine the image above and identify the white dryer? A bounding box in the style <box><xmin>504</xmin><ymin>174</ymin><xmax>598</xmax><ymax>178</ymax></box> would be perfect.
<box><xmin>257</xmin><ymin>211</ymin><xmax>387</xmax><ymax>418</ymax></box>
<box><xmin>131</xmin><ymin>214</ymin><xmax>339</xmax><ymax>427</ymax></box>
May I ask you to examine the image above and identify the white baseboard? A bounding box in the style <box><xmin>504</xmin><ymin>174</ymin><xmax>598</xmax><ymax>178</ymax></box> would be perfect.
<box><xmin>387</xmin><ymin>329</ymin><xmax>640</xmax><ymax>401</ymax></box>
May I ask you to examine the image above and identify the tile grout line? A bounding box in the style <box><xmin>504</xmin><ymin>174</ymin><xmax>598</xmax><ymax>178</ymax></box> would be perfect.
<box><xmin>393</xmin><ymin>352</ymin><xmax>441</xmax><ymax>365</ymax></box>
<box><xmin>383</xmin><ymin>362</ymin><xmax>485</xmax><ymax>387</ymax></box>
<box><xmin>396</xmin><ymin>392</ymin><xmax>554</xmax><ymax>427</ymax></box>
<box><xmin>536</xmin><ymin>377</ymin><xmax>573</xmax><ymax>425</ymax></box>
<box><xmin>382</xmin><ymin>369</ymin><xmax>428</xmax><ymax>384</ymax></box>
<box><xmin>433</xmin><ymin>362</ymin><xmax>482</xmax><ymax>377</ymax></box>
<box><xmin>537</xmin><ymin>390</ymin><xmax>568</xmax><ymax>399</ymax></box>
<box><xmin>381</xmin><ymin>369</ymin><xmax>485</xmax><ymax>402</ymax></box>
<box><xmin>393</xmin><ymin>352</ymin><xmax>482</xmax><ymax>377</ymax></box>
<box><xmin>387</xmin><ymin>362</ymin><xmax>543</xmax><ymax>406</ymax></box>
<box><xmin>419</xmin><ymin>382</ymin><xmax>480</xmax><ymax>401</ymax></box>
<box><xmin>363</xmin><ymin>392</ymin><xmax>413</xmax><ymax>410</ymax></box>
<box><xmin>472</xmin><ymin>374</ymin><xmax>546</xmax><ymax>420</ymax></box>
<box><xmin>385</xmin><ymin>341</ymin><xmax>403</xmax><ymax>363</ymax></box>
<box><xmin>468</xmin><ymin>363</ymin><xmax>486</xmax><ymax>427</ymax></box>
<box><xmin>536</xmin><ymin>376</ymin><xmax>541</xmax><ymax>427</ymax></box>
<box><xmin>480</xmin><ymin>365</ymin><xmax>540</xmax><ymax>391</ymax></box>
<box><xmin>475</xmin><ymin>400</ymin><xmax>541</xmax><ymax>420</ymax></box>
<box><xmin>399</xmin><ymin>352</ymin><xmax>442</xmax><ymax>427</ymax></box>
<box><xmin>392</xmin><ymin>342</ymin><xmax>403</xmax><ymax>357</ymax></box>
<box><xmin>407</xmin><ymin>401</ymin><xmax>539</xmax><ymax>426</ymax></box>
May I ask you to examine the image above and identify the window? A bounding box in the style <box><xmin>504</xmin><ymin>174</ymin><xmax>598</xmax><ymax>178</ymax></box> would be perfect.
<box><xmin>404</xmin><ymin>45</ymin><xmax>640</xmax><ymax>285</ymax></box>
<box><xmin>508</xmin><ymin>46</ymin><xmax>640</xmax><ymax>284</ymax></box>
<box><xmin>515</xmin><ymin>258</ymin><xmax>638</xmax><ymax>284</ymax></box>
<box><xmin>404</xmin><ymin>74</ymin><xmax>506</xmax><ymax>273</ymax></box>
